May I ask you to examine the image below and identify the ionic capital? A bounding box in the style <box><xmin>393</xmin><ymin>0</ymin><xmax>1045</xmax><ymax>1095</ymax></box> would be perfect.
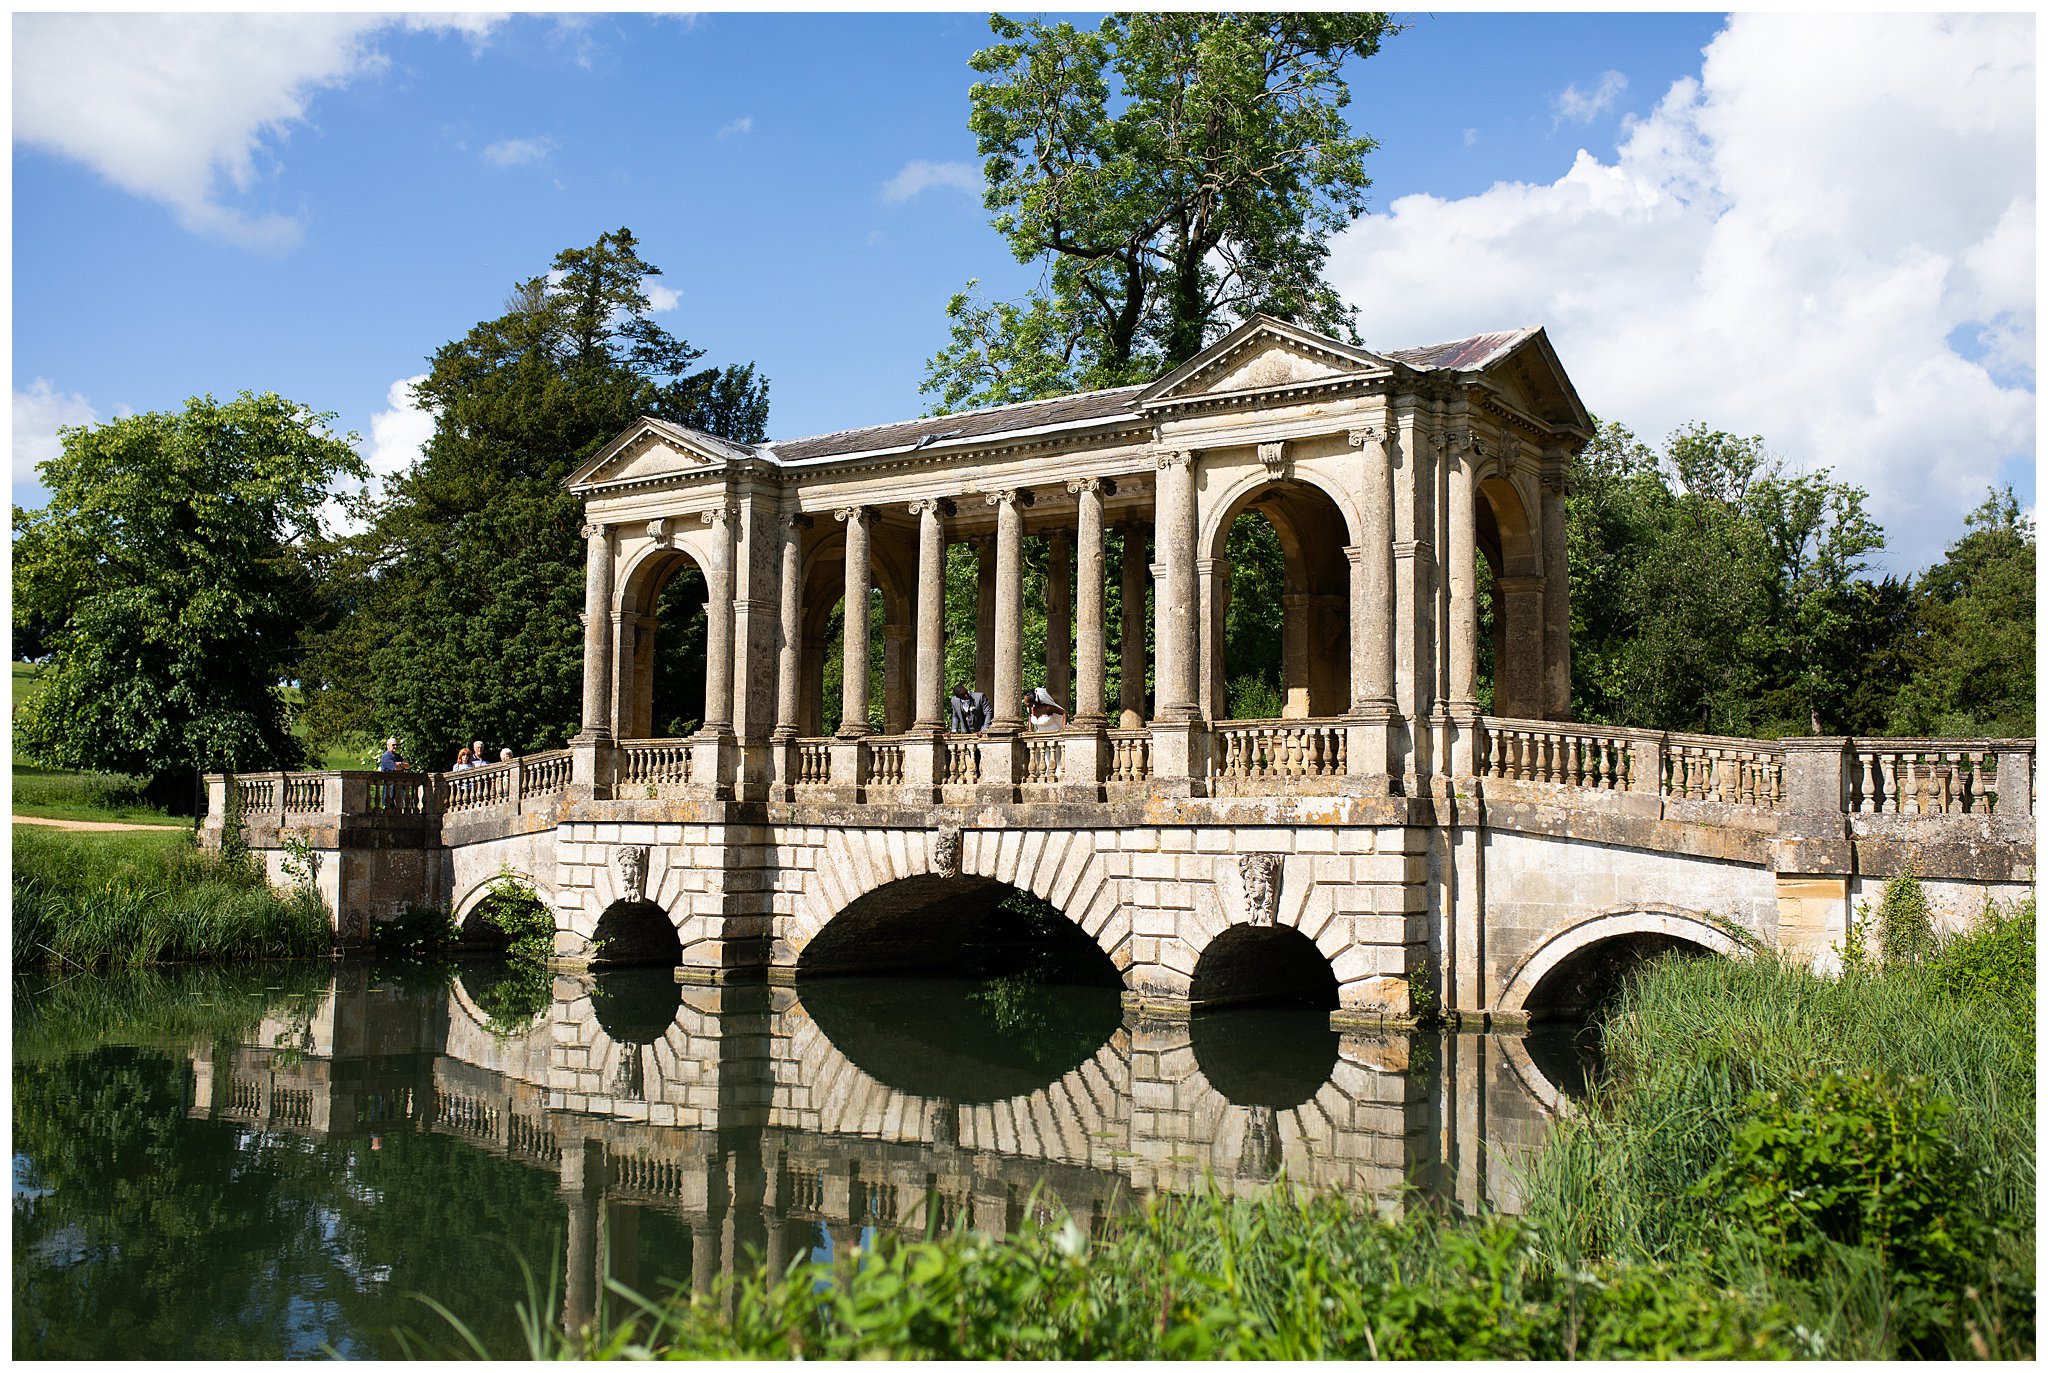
<box><xmin>581</xmin><ymin>521</ymin><xmax>608</xmax><ymax>541</ymax></box>
<box><xmin>906</xmin><ymin>496</ymin><xmax>957</xmax><ymax>518</ymax></box>
<box><xmin>833</xmin><ymin>505</ymin><xmax>873</xmax><ymax>526</ymax></box>
<box><xmin>983</xmin><ymin>488</ymin><xmax>1034</xmax><ymax>508</ymax></box>
<box><xmin>1065</xmin><ymin>475</ymin><xmax>1118</xmax><ymax>497</ymax></box>
<box><xmin>700</xmin><ymin>502</ymin><xmax>740</xmax><ymax>527</ymax></box>
<box><xmin>781</xmin><ymin>511</ymin><xmax>814</xmax><ymax>532</ymax></box>
<box><xmin>1153</xmin><ymin>448</ymin><xmax>1192</xmax><ymax>471</ymax></box>
<box><xmin>1540</xmin><ymin>466</ymin><xmax>1569</xmax><ymax>496</ymax></box>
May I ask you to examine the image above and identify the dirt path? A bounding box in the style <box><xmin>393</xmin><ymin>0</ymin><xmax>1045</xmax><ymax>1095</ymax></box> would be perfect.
<box><xmin>12</xmin><ymin>814</ymin><xmax>187</xmax><ymax>832</ymax></box>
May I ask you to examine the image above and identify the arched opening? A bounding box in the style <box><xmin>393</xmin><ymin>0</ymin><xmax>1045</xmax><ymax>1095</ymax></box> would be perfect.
<box><xmin>617</xmin><ymin>548</ymin><xmax>709</xmax><ymax>739</ymax></box>
<box><xmin>1521</xmin><ymin>931</ymin><xmax>1712</xmax><ymax>1021</ymax></box>
<box><xmin>1209</xmin><ymin>481</ymin><xmax>1351</xmax><ymax>720</ymax></box>
<box><xmin>590</xmin><ymin>967</ymin><xmax>684</xmax><ymax>1045</ymax></box>
<box><xmin>797</xmin><ymin>879</ymin><xmax>1123</xmax><ymax>1102</ymax></box>
<box><xmin>1190</xmin><ymin>1009</ymin><xmax>1339</xmax><ymax>1109</ymax></box>
<box><xmin>591</xmin><ymin>898</ymin><xmax>683</xmax><ymax>969</ymax></box>
<box><xmin>1188</xmin><ymin>925</ymin><xmax>1339</xmax><ymax>1012</ymax></box>
<box><xmin>1474</xmin><ymin>475</ymin><xmax>1543</xmax><ymax>720</ymax></box>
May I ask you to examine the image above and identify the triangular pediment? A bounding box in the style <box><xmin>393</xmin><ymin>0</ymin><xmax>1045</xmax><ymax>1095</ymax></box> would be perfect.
<box><xmin>1137</xmin><ymin>315</ymin><xmax>1385</xmax><ymax>407</ymax></box>
<box><xmin>566</xmin><ymin>417</ymin><xmax>758</xmax><ymax>492</ymax></box>
<box><xmin>1477</xmin><ymin>331</ymin><xmax>1593</xmax><ymax>436</ymax></box>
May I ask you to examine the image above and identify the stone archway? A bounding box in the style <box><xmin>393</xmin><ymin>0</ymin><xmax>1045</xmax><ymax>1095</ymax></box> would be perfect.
<box><xmin>1203</xmin><ymin>477</ymin><xmax>1354</xmax><ymax>720</ymax></box>
<box><xmin>614</xmin><ymin>544</ymin><xmax>712</xmax><ymax>740</ymax></box>
<box><xmin>1475</xmin><ymin>473</ymin><xmax>1545</xmax><ymax>720</ymax></box>
<box><xmin>1498</xmin><ymin>908</ymin><xmax>1746</xmax><ymax>1018</ymax></box>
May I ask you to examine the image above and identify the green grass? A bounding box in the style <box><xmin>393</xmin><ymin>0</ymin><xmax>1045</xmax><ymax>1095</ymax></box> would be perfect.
<box><xmin>12</xmin><ymin>822</ymin><xmax>333</xmax><ymax>972</ymax></box>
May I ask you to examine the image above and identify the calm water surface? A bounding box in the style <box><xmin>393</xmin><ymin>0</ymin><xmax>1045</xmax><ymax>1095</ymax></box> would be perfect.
<box><xmin>13</xmin><ymin>961</ymin><xmax>1589</xmax><ymax>1359</ymax></box>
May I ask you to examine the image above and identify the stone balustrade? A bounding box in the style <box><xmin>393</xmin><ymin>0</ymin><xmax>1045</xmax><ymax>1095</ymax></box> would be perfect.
<box><xmin>1848</xmin><ymin>740</ymin><xmax>2025</xmax><ymax>816</ymax></box>
<box><xmin>943</xmin><ymin>737</ymin><xmax>982</xmax><ymax>786</ymax></box>
<box><xmin>867</xmin><ymin>738</ymin><xmax>907</xmax><ymax>788</ymax></box>
<box><xmin>795</xmin><ymin>739</ymin><xmax>833</xmax><ymax>787</ymax></box>
<box><xmin>1022</xmin><ymin>734</ymin><xmax>1065</xmax><ymax>785</ymax></box>
<box><xmin>1479</xmin><ymin>719</ymin><xmax>1634</xmax><ymax>791</ymax></box>
<box><xmin>1210</xmin><ymin>720</ymin><xmax>1348</xmax><ymax>786</ymax></box>
<box><xmin>1107</xmin><ymin>730</ymin><xmax>1153</xmax><ymax>784</ymax></box>
<box><xmin>617</xmin><ymin>739</ymin><xmax>692</xmax><ymax>793</ymax></box>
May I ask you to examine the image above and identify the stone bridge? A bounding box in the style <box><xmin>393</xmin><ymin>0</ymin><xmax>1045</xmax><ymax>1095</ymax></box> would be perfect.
<box><xmin>207</xmin><ymin>315</ymin><xmax>2035</xmax><ymax>1022</ymax></box>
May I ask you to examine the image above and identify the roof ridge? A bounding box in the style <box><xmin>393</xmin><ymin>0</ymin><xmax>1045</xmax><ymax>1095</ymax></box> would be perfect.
<box><xmin>767</xmin><ymin>382</ymin><xmax>1148</xmax><ymax>448</ymax></box>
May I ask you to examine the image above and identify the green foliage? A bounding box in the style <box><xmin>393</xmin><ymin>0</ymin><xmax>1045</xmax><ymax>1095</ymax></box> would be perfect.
<box><xmin>1926</xmin><ymin>895</ymin><xmax>2034</xmax><ymax>1004</ymax></box>
<box><xmin>13</xmin><ymin>392</ymin><xmax>367</xmax><ymax>791</ymax></box>
<box><xmin>1874</xmin><ymin>869</ymin><xmax>1934</xmax><ymax>965</ymax></box>
<box><xmin>1221</xmin><ymin>510</ymin><xmax>1285</xmax><ymax>716</ymax></box>
<box><xmin>476</xmin><ymin>874</ymin><xmax>555</xmax><ymax>963</ymax></box>
<box><xmin>12</xmin><ymin>824</ymin><xmax>331</xmax><ymax>971</ymax></box>
<box><xmin>926</xmin><ymin>13</ymin><xmax>1393</xmax><ymax>410</ymax></box>
<box><xmin>302</xmin><ymin>229</ymin><xmax>769</xmax><ymax>767</ymax></box>
<box><xmin>1696</xmin><ymin>1068</ymin><xmax>1986</xmax><ymax>1337</ymax></box>
<box><xmin>1887</xmin><ymin>488</ymin><xmax>2036</xmax><ymax>737</ymax></box>
<box><xmin>466</xmin><ymin>874</ymin><xmax>557</xmax><ymax>1036</ymax></box>
<box><xmin>1529</xmin><ymin>948</ymin><xmax>2034</xmax><ymax>1358</ymax></box>
<box><xmin>516</xmin><ymin>1185</ymin><xmax>1792</xmax><ymax>1360</ymax></box>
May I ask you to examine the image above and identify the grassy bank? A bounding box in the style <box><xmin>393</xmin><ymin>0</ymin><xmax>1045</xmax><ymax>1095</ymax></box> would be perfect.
<box><xmin>12</xmin><ymin>824</ymin><xmax>332</xmax><ymax>972</ymax></box>
<box><xmin>448</xmin><ymin>893</ymin><xmax>2032</xmax><ymax>1361</ymax></box>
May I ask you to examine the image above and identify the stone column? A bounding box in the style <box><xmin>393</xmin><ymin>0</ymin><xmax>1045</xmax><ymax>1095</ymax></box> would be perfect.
<box><xmin>1199</xmin><ymin>557</ymin><xmax>1232</xmax><ymax>719</ymax></box>
<box><xmin>1443</xmin><ymin>431</ymin><xmax>1479</xmax><ymax>777</ymax></box>
<box><xmin>1045</xmin><ymin>527</ymin><xmax>1072</xmax><ymax>707</ymax></box>
<box><xmin>988</xmin><ymin>491</ymin><xmax>1026</xmax><ymax>728</ymax></box>
<box><xmin>773</xmin><ymin>514</ymin><xmax>807</xmax><ymax>741</ymax></box>
<box><xmin>1349</xmin><ymin>426</ymin><xmax>1397</xmax><ymax>712</ymax></box>
<box><xmin>1496</xmin><ymin>575</ymin><xmax>1546</xmax><ymax>721</ymax></box>
<box><xmin>700</xmin><ymin>505</ymin><xmax>737</xmax><ymax>736</ymax></box>
<box><xmin>978</xmin><ymin>489</ymin><xmax>1027</xmax><ymax>800</ymax></box>
<box><xmin>910</xmin><ymin>498</ymin><xmax>951</xmax><ymax>730</ymax></box>
<box><xmin>1392</xmin><ymin>406</ymin><xmax>1436</xmax><ymax>783</ymax></box>
<box><xmin>882</xmin><ymin>624</ymin><xmax>914</xmax><ymax>733</ymax></box>
<box><xmin>1539</xmin><ymin>463</ymin><xmax>1571</xmax><ymax>720</ymax></box>
<box><xmin>1118</xmin><ymin>521</ymin><xmax>1149</xmax><ymax>729</ymax></box>
<box><xmin>1067</xmin><ymin>477</ymin><xmax>1112</xmax><ymax>725</ymax></box>
<box><xmin>835</xmin><ymin>506</ymin><xmax>873</xmax><ymax>739</ymax></box>
<box><xmin>974</xmin><ymin>536</ymin><xmax>996</xmax><ymax>696</ymax></box>
<box><xmin>578</xmin><ymin>522</ymin><xmax>615</xmax><ymax>740</ymax></box>
<box><xmin>1155</xmin><ymin>449</ymin><xmax>1199</xmax><ymax>720</ymax></box>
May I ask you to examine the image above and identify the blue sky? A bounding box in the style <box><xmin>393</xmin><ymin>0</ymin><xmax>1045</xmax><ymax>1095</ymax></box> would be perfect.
<box><xmin>12</xmin><ymin>11</ymin><xmax>2035</xmax><ymax>573</ymax></box>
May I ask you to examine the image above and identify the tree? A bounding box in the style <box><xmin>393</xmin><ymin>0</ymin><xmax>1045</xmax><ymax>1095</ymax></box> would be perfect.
<box><xmin>301</xmin><ymin>229</ymin><xmax>769</xmax><ymax>765</ymax></box>
<box><xmin>13</xmin><ymin>393</ymin><xmax>366</xmax><ymax>796</ymax></box>
<box><xmin>1887</xmin><ymin>489</ymin><xmax>2035</xmax><ymax>738</ymax></box>
<box><xmin>1563</xmin><ymin>421</ymin><xmax>1890</xmax><ymax>738</ymax></box>
<box><xmin>924</xmin><ymin>12</ymin><xmax>1394</xmax><ymax>411</ymax></box>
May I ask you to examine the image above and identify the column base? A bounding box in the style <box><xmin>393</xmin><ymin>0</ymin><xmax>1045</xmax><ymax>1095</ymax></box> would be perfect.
<box><xmin>1146</xmin><ymin>719</ymin><xmax>1209</xmax><ymax>796</ymax></box>
<box><xmin>976</xmin><ymin>730</ymin><xmax>1022</xmax><ymax>804</ymax></box>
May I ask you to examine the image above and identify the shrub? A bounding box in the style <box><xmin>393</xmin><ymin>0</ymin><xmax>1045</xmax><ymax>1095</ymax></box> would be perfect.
<box><xmin>1875</xmin><ymin>870</ymin><xmax>1935</xmax><ymax>965</ymax></box>
<box><xmin>1927</xmin><ymin>895</ymin><xmax>2034</xmax><ymax>1004</ymax></box>
<box><xmin>370</xmin><ymin>903</ymin><xmax>460</xmax><ymax>958</ymax></box>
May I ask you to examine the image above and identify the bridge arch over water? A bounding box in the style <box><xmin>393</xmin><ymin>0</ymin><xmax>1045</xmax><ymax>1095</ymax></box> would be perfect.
<box><xmin>1499</xmin><ymin>906</ymin><xmax>1747</xmax><ymax>1018</ymax></box>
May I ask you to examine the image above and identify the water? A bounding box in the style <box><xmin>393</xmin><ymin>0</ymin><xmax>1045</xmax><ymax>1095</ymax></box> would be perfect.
<box><xmin>13</xmin><ymin>961</ymin><xmax>1589</xmax><ymax>1359</ymax></box>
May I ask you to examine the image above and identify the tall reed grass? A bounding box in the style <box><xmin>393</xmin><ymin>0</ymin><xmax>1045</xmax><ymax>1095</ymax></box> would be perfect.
<box><xmin>12</xmin><ymin>825</ymin><xmax>333</xmax><ymax>971</ymax></box>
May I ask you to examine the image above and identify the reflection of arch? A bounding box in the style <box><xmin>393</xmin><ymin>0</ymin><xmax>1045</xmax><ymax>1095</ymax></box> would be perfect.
<box><xmin>782</xmin><ymin>828</ymin><xmax>1130</xmax><ymax>986</ymax></box>
<box><xmin>1498</xmin><ymin>907</ymin><xmax>1744</xmax><ymax>1015</ymax></box>
<box><xmin>796</xmin><ymin>521</ymin><xmax>918</xmax><ymax>735</ymax></box>
<box><xmin>614</xmin><ymin>544</ymin><xmax>710</xmax><ymax>740</ymax></box>
<box><xmin>1203</xmin><ymin>476</ymin><xmax>1354</xmax><ymax>719</ymax></box>
<box><xmin>1473</xmin><ymin>473</ymin><xmax>1544</xmax><ymax>719</ymax></box>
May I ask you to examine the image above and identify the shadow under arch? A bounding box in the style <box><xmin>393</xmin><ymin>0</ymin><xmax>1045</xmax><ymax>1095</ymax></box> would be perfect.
<box><xmin>796</xmin><ymin>875</ymin><xmax>1124</xmax><ymax>1103</ymax></box>
<box><xmin>1502</xmin><ymin>909</ymin><xmax>1745</xmax><ymax>1021</ymax></box>
<box><xmin>1189</xmin><ymin>923</ymin><xmax>1340</xmax><ymax>1012</ymax></box>
<box><xmin>592</xmin><ymin>897</ymin><xmax>684</xmax><ymax>969</ymax></box>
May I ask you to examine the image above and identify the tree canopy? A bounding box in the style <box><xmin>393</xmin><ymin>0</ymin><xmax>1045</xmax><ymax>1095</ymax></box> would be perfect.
<box><xmin>924</xmin><ymin>12</ymin><xmax>1393</xmax><ymax>411</ymax></box>
<box><xmin>13</xmin><ymin>393</ymin><xmax>366</xmax><ymax>791</ymax></box>
<box><xmin>300</xmin><ymin>228</ymin><xmax>769</xmax><ymax>767</ymax></box>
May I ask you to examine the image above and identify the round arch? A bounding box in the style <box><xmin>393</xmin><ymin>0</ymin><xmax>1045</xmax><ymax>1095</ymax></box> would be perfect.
<box><xmin>1473</xmin><ymin>472</ymin><xmax>1545</xmax><ymax>720</ymax></box>
<box><xmin>1497</xmin><ymin>908</ymin><xmax>1747</xmax><ymax>1016</ymax></box>
<box><xmin>1201</xmin><ymin>475</ymin><xmax>1355</xmax><ymax>719</ymax></box>
<box><xmin>612</xmin><ymin>542</ymin><xmax>712</xmax><ymax>740</ymax></box>
<box><xmin>591</xmin><ymin>896</ymin><xmax>684</xmax><ymax>969</ymax></box>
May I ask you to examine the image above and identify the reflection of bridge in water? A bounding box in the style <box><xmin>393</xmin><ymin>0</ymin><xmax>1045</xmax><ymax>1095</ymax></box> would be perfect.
<box><xmin>189</xmin><ymin>966</ymin><xmax>1568</xmax><ymax>1332</ymax></box>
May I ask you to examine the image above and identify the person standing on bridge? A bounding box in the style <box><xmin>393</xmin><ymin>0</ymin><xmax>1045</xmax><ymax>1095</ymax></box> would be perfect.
<box><xmin>1026</xmin><ymin>688</ymin><xmax>1067</xmax><ymax>732</ymax></box>
<box><xmin>378</xmin><ymin>738</ymin><xmax>407</xmax><ymax>771</ymax></box>
<box><xmin>950</xmin><ymin>681</ymin><xmax>991</xmax><ymax>734</ymax></box>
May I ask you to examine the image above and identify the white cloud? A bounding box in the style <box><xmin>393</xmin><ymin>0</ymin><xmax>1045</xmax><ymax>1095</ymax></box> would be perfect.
<box><xmin>1462</xmin><ymin>128</ymin><xmax>1479</xmax><ymax>149</ymax></box>
<box><xmin>645</xmin><ymin>284</ymin><xmax>682</xmax><ymax>312</ymax></box>
<box><xmin>1331</xmin><ymin>13</ymin><xmax>2035</xmax><ymax>573</ymax></box>
<box><xmin>881</xmin><ymin>159</ymin><xmax>981</xmax><ymax>203</ymax></box>
<box><xmin>482</xmin><ymin>136</ymin><xmax>556</xmax><ymax>168</ymax></box>
<box><xmin>717</xmin><ymin>116</ymin><xmax>754</xmax><ymax>140</ymax></box>
<box><xmin>12</xmin><ymin>380</ymin><xmax>99</xmax><ymax>501</ymax></box>
<box><xmin>1554</xmin><ymin>70</ymin><xmax>1628</xmax><ymax>124</ymax></box>
<box><xmin>325</xmin><ymin>374</ymin><xmax>435</xmax><ymax>537</ymax></box>
<box><xmin>12</xmin><ymin>13</ymin><xmax>502</xmax><ymax>251</ymax></box>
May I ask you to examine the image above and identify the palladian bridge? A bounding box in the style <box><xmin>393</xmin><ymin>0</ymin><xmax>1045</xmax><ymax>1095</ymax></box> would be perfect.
<box><xmin>208</xmin><ymin>316</ymin><xmax>2035</xmax><ymax>1022</ymax></box>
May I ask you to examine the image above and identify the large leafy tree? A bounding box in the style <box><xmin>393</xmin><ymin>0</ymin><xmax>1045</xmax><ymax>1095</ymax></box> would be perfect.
<box><xmin>13</xmin><ymin>393</ymin><xmax>366</xmax><ymax>794</ymax></box>
<box><xmin>1887</xmin><ymin>489</ymin><xmax>2034</xmax><ymax>738</ymax></box>
<box><xmin>302</xmin><ymin>229</ymin><xmax>769</xmax><ymax>765</ymax></box>
<box><xmin>1564</xmin><ymin>422</ymin><xmax>1891</xmax><ymax>738</ymax></box>
<box><xmin>924</xmin><ymin>12</ymin><xmax>1394</xmax><ymax>411</ymax></box>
